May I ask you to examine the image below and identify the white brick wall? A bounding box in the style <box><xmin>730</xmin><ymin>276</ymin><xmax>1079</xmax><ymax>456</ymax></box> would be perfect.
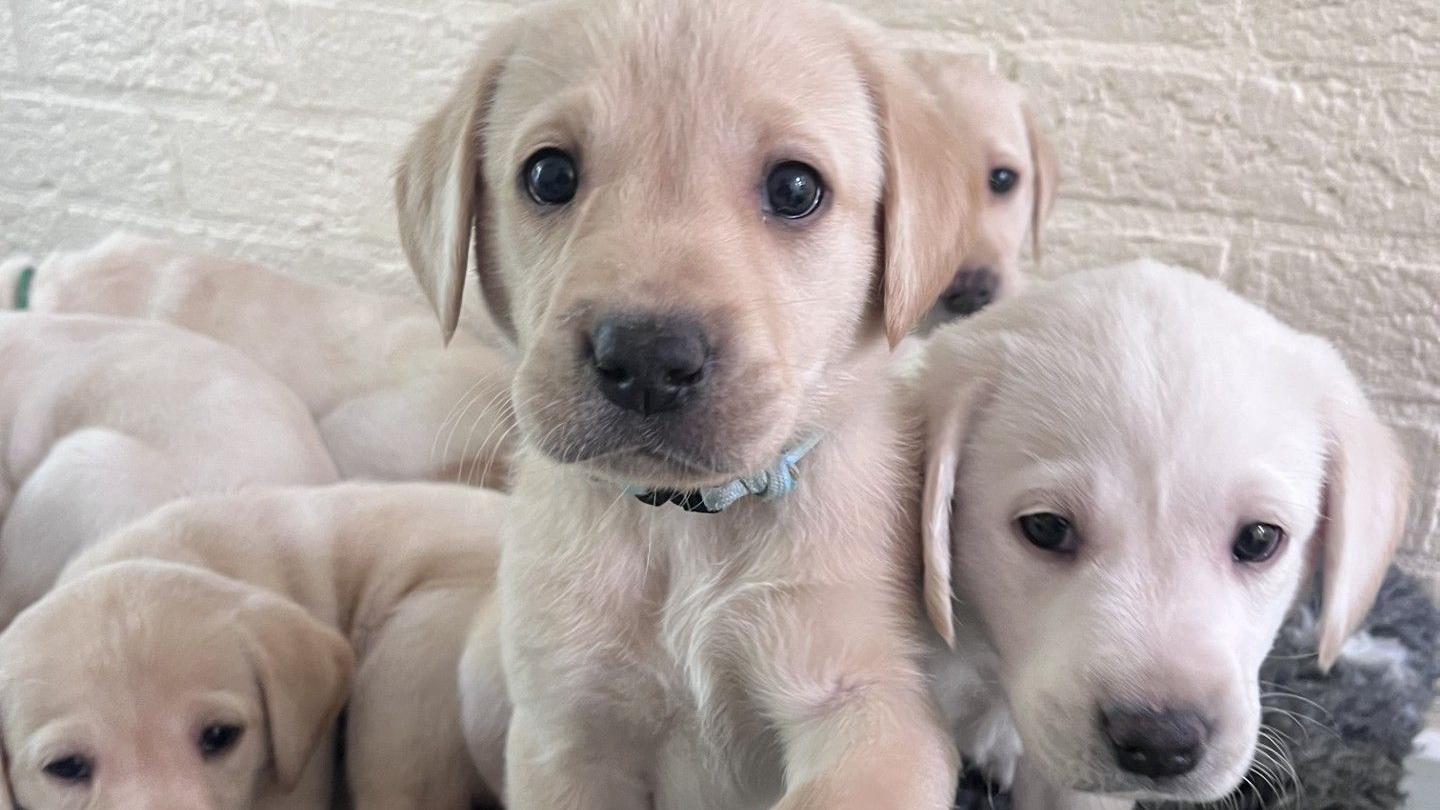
<box><xmin>1</xmin><ymin>1</ymin><xmax>1437</xmax><ymax>594</ymax></box>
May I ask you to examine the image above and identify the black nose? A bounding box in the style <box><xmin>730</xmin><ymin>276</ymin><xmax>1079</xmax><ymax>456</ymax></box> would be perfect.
<box><xmin>588</xmin><ymin>316</ymin><xmax>709</xmax><ymax>416</ymax></box>
<box><xmin>1102</xmin><ymin>706</ymin><xmax>1209</xmax><ymax>778</ymax></box>
<box><xmin>940</xmin><ymin>267</ymin><xmax>998</xmax><ymax>317</ymax></box>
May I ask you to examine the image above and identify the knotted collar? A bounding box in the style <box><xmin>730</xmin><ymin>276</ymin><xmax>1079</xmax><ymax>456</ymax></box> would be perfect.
<box><xmin>624</xmin><ymin>435</ymin><xmax>822</xmax><ymax>514</ymax></box>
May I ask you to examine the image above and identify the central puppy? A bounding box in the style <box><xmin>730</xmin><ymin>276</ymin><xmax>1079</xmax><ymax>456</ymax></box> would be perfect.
<box><xmin>395</xmin><ymin>1</ymin><xmax>978</xmax><ymax>807</ymax></box>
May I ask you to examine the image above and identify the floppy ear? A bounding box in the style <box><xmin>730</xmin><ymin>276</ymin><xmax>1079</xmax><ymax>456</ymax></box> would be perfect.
<box><xmin>394</xmin><ymin>28</ymin><xmax>516</xmax><ymax>343</ymax></box>
<box><xmin>236</xmin><ymin>591</ymin><xmax>355</xmax><ymax>790</ymax></box>
<box><xmin>850</xmin><ymin>35</ymin><xmax>984</xmax><ymax>346</ymax></box>
<box><xmin>919</xmin><ymin>369</ymin><xmax>988</xmax><ymax>648</ymax></box>
<box><xmin>1023</xmin><ymin>103</ymin><xmax>1059</xmax><ymax>263</ymax></box>
<box><xmin>1314</xmin><ymin>368</ymin><xmax>1410</xmax><ymax>671</ymax></box>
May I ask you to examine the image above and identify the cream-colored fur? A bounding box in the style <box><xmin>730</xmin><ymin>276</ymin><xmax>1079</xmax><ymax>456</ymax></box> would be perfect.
<box><xmin>914</xmin><ymin>261</ymin><xmax>1408</xmax><ymax>808</ymax></box>
<box><xmin>0</xmin><ymin>313</ymin><xmax>338</xmax><ymax>625</ymax></box>
<box><xmin>0</xmin><ymin>561</ymin><xmax>353</xmax><ymax>810</ymax></box>
<box><xmin>910</xmin><ymin>56</ymin><xmax>1059</xmax><ymax>332</ymax></box>
<box><xmin>52</xmin><ymin>482</ymin><xmax>510</xmax><ymax>809</ymax></box>
<box><xmin>398</xmin><ymin>1</ymin><xmax>985</xmax><ymax>807</ymax></box>
<box><xmin>7</xmin><ymin>237</ymin><xmax>517</xmax><ymax>488</ymax></box>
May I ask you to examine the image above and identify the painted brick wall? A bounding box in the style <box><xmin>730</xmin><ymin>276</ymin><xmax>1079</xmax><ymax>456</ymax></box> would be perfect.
<box><xmin>1</xmin><ymin>1</ymin><xmax>1437</xmax><ymax>596</ymax></box>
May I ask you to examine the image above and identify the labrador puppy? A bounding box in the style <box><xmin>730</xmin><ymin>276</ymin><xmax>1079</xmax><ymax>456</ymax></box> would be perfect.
<box><xmin>914</xmin><ymin>261</ymin><xmax>1409</xmax><ymax>808</ymax></box>
<box><xmin>62</xmin><ymin>482</ymin><xmax>509</xmax><ymax>810</ymax></box>
<box><xmin>395</xmin><ymin>1</ymin><xmax>982</xmax><ymax>807</ymax></box>
<box><xmin>909</xmin><ymin>56</ymin><xmax>1058</xmax><ymax>330</ymax></box>
<box><xmin>0</xmin><ymin>313</ymin><xmax>338</xmax><ymax>624</ymax></box>
<box><xmin>0</xmin><ymin>560</ymin><xmax>352</xmax><ymax>810</ymax></box>
<box><xmin>4</xmin><ymin>237</ymin><xmax>517</xmax><ymax>488</ymax></box>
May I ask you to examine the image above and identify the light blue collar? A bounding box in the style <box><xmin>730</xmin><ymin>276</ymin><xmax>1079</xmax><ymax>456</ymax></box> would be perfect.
<box><xmin>624</xmin><ymin>435</ymin><xmax>822</xmax><ymax>514</ymax></box>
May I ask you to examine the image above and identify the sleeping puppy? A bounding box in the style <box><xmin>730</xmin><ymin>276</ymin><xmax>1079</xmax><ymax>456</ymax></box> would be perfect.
<box><xmin>909</xmin><ymin>57</ymin><xmax>1059</xmax><ymax>330</ymax></box>
<box><xmin>0</xmin><ymin>313</ymin><xmax>338</xmax><ymax>625</ymax></box>
<box><xmin>396</xmin><ymin>0</ymin><xmax>981</xmax><ymax>807</ymax></box>
<box><xmin>60</xmin><ymin>482</ymin><xmax>509</xmax><ymax>809</ymax></box>
<box><xmin>914</xmin><ymin>261</ymin><xmax>1409</xmax><ymax>808</ymax></box>
<box><xmin>3</xmin><ymin>237</ymin><xmax>517</xmax><ymax>488</ymax></box>
<box><xmin>0</xmin><ymin>561</ymin><xmax>352</xmax><ymax>810</ymax></box>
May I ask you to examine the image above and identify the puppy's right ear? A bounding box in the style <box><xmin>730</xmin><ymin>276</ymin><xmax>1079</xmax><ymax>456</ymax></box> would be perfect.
<box><xmin>1313</xmin><ymin>352</ymin><xmax>1410</xmax><ymax>671</ymax></box>
<box><xmin>236</xmin><ymin>591</ymin><xmax>355</xmax><ymax>790</ymax></box>
<box><xmin>919</xmin><ymin>361</ymin><xmax>988</xmax><ymax>648</ymax></box>
<box><xmin>1023</xmin><ymin>103</ymin><xmax>1059</xmax><ymax>263</ymax></box>
<box><xmin>394</xmin><ymin>26</ymin><xmax>516</xmax><ymax>343</ymax></box>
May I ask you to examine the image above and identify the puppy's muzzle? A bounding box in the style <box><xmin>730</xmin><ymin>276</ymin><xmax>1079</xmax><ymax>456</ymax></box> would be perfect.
<box><xmin>939</xmin><ymin>267</ymin><xmax>999</xmax><ymax>317</ymax></box>
<box><xmin>1101</xmin><ymin>705</ymin><xmax>1211</xmax><ymax>779</ymax></box>
<box><xmin>588</xmin><ymin>314</ymin><xmax>710</xmax><ymax>416</ymax></box>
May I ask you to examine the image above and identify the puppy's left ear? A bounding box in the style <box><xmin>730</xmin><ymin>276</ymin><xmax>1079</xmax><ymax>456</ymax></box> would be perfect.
<box><xmin>1023</xmin><ymin>103</ymin><xmax>1060</xmax><ymax>262</ymax></box>
<box><xmin>1314</xmin><ymin>353</ymin><xmax>1410</xmax><ymax>671</ymax></box>
<box><xmin>236</xmin><ymin>591</ymin><xmax>355</xmax><ymax>790</ymax></box>
<box><xmin>918</xmin><ymin>356</ymin><xmax>989</xmax><ymax>647</ymax></box>
<box><xmin>850</xmin><ymin>34</ymin><xmax>984</xmax><ymax>346</ymax></box>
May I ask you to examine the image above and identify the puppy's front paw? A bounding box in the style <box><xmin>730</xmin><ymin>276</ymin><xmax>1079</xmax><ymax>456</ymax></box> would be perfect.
<box><xmin>959</xmin><ymin>706</ymin><xmax>1023</xmax><ymax>790</ymax></box>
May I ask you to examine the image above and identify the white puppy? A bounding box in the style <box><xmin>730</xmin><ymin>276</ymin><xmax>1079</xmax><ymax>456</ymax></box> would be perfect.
<box><xmin>4</xmin><ymin>237</ymin><xmax>517</xmax><ymax>488</ymax></box>
<box><xmin>0</xmin><ymin>313</ymin><xmax>338</xmax><ymax>625</ymax></box>
<box><xmin>914</xmin><ymin>261</ymin><xmax>1408</xmax><ymax>808</ymax></box>
<box><xmin>912</xmin><ymin>57</ymin><xmax>1058</xmax><ymax>331</ymax></box>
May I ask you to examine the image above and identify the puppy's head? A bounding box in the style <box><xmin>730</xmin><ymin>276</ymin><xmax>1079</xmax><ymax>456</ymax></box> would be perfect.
<box><xmin>396</xmin><ymin>0</ymin><xmax>981</xmax><ymax>488</ymax></box>
<box><xmin>917</xmin><ymin>261</ymin><xmax>1407</xmax><ymax>801</ymax></box>
<box><xmin>0</xmin><ymin>562</ymin><xmax>353</xmax><ymax>810</ymax></box>
<box><xmin>908</xmin><ymin>57</ymin><xmax>1058</xmax><ymax>329</ymax></box>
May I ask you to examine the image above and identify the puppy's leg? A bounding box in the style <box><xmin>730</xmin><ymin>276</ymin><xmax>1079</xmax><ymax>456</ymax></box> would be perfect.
<box><xmin>772</xmin><ymin>684</ymin><xmax>959</xmax><ymax>810</ymax></box>
<box><xmin>0</xmin><ymin>429</ymin><xmax>183</xmax><ymax>624</ymax></box>
<box><xmin>459</xmin><ymin>595</ymin><xmax>509</xmax><ymax>799</ymax></box>
<box><xmin>505</xmin><ymin>713</ymin><xmax>652</xmax><ymax>810</ymax></box>
<box><xmin>346</xmin><ymin>588</ymin><xmax>485</xmax><ymax>810</ymax></box>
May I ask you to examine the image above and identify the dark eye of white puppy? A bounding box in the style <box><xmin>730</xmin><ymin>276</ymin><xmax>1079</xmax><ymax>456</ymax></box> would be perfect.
<box><xmin>765</xmin><ymin>161</ymin><xmax>824</xmax><ymax>219</ymax></box>
<box><xmin>1233</xmin><ymin>522</ymin><xmax>1286</xmax><ymax>564</ymax></box>
<box><xmin>1017</xmin><ymin>512</ymin><xmax>1078</xmax><ymax>553</ymax></box>
<box><xmin>43</xmin><ymin>754</ymin><xmax>92</xmax><ymax>783</ymax></box>
<box><xmin>198</xmin><ymin>723</ymin><xmax>245</xmax><ymax>759</ymax></box>
<box><xmin>523</xmin><ymin>148</ymin><xmax>579</xmax><ymax>206</ymax></box>
<box><xmin>989</xmin><ymin>167</ymin><xmax>1019</xmax><ymax>195</ymax></box>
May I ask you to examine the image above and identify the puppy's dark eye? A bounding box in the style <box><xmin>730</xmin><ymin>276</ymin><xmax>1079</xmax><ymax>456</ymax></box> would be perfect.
<box><xmin>1233</xmin><ymin>522</ymin><xmax>1286</xmax><ymax>564</ymax></box>
<box><xmin>43</xmin><ymin>754</ymin><xmax>92</xmax><ymax>783</ymax></box>
<box><xmin>765</xmin><ymin>161</ymin><xmax>824</xmax><ymax>219</ymax></box>
<box><xmin>523</xmin><ymin>148</ymin><xmax>579</xmax><ymax>206</ymax></box>
<box><xmin>1017</xmin><ymin>512</ymin><xmax>1078</xmax><ymax>553</ymax></box>
<box><xmin>198</xmin><ymin>724</ymin><xmax>244</xmax><ymax>759</ymax></box>
<box><xmin>989</xmin><ymin>167</ymin><xmax>1019</xmax><ymax>195</ymax></box>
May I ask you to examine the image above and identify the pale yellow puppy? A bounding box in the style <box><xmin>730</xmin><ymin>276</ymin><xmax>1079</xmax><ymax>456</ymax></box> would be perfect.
<box><xmin>0</xmin><ymin>313</ymin><xmax>338</xmax><ymax>625</ymax></box>
<box><xmin>397</xmin><ymin>1</ymin><xmax>984</xmax><ymax>808</ymax></box>
<box><xmin>0</xmin><ymin>561</ymin><xmax>352</xmax><ymax>810</ymax></box>
<box><xmin>61</xmin><ymin>482</ymin><xmax>509</xmax><ymax>810</ymax></box>
<box><xmin>3</xmin><ymin>236</ymin><xmax>517</xmax><ymax>489</ymax></box>
<box><xmin>910</xmin><ymin>55</ymin><xmax>1059</xmax><ymax>330</ymax></box>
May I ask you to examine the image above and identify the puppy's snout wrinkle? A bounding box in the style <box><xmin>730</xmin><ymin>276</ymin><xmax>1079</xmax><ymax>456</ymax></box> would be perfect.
<box><xmin>588</xmin><ymin>315</ymin><xmax>709</xmax><ymax>416</ymax></box>
<box><xmin>1101</xmin><ymin>705</ymin><xmax>1210</xmax><ymax>779</ymax></box>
